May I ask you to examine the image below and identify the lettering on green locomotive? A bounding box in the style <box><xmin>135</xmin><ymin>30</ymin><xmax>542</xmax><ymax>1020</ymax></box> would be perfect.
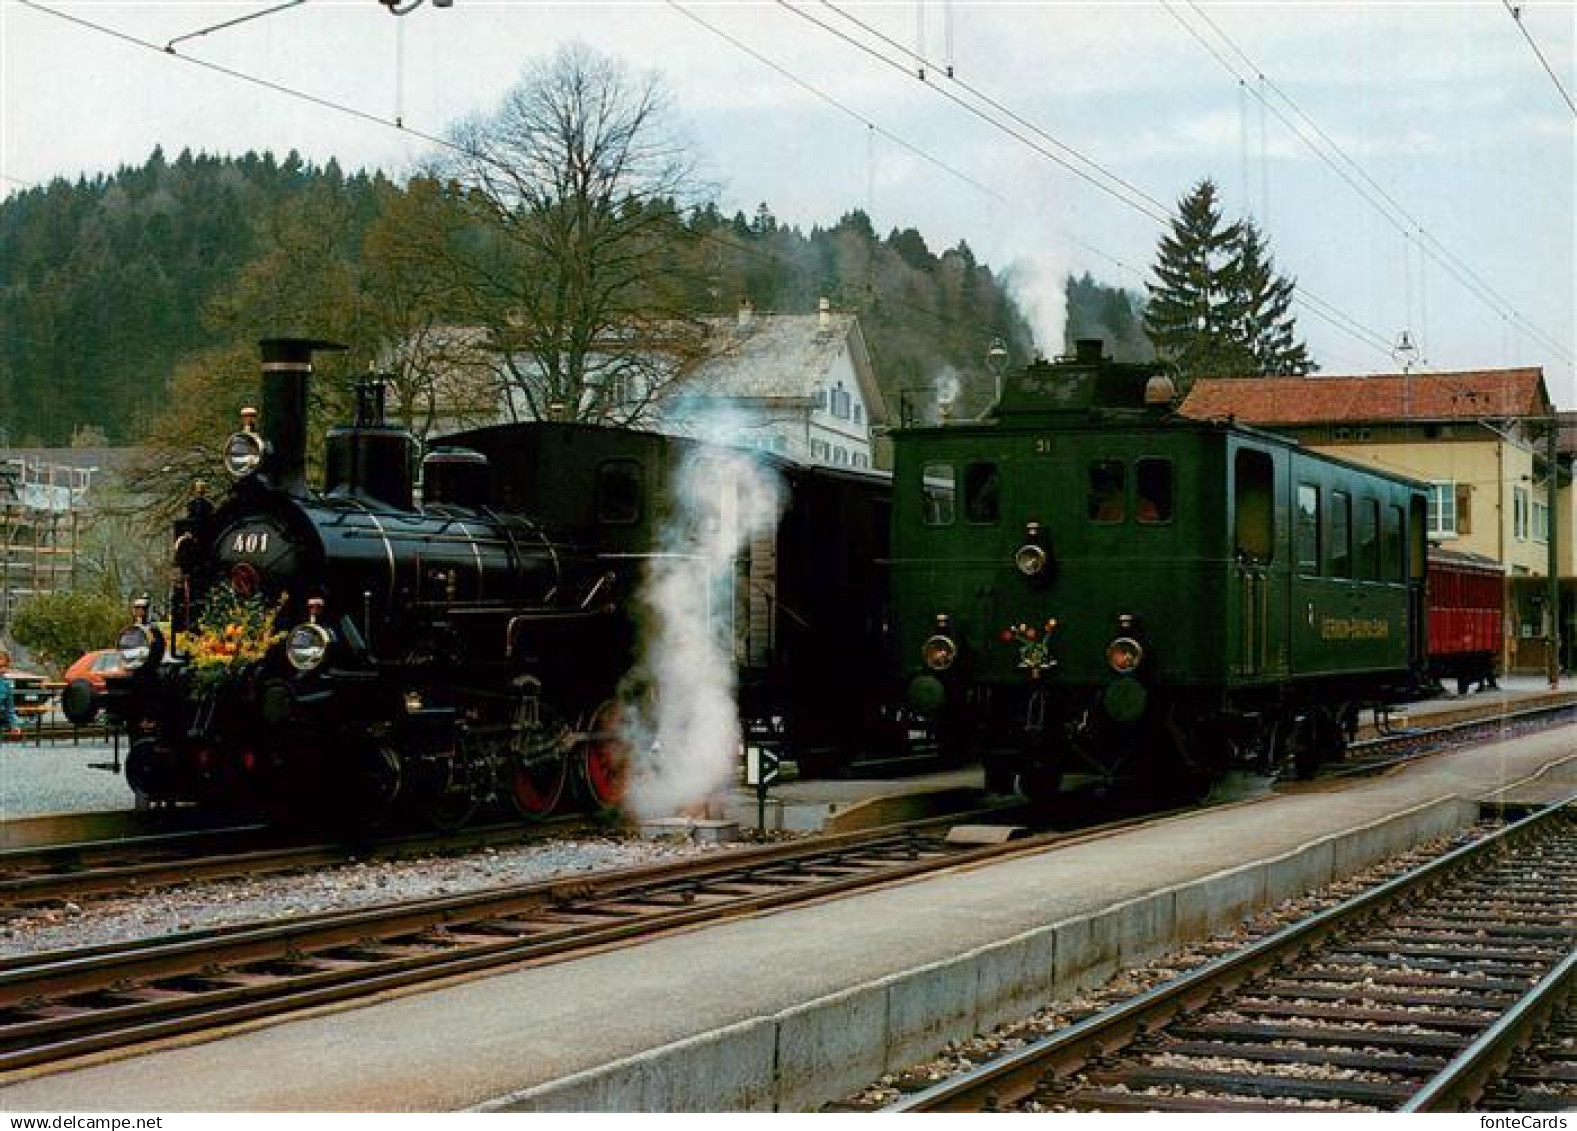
<box><xmin>1318</xmin><ymin>616</ymin><xmax>1391</xmax><ymax>641</ymax></box>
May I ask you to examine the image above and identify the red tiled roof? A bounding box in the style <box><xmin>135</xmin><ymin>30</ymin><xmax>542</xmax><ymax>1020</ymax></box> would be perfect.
<box><xmin>1180</xmin><ymin>368</ymin><xmax>1549</xmax><ymax>425</ymax></box>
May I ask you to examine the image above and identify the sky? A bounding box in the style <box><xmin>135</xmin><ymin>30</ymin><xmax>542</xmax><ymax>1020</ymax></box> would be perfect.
<box><xmin>3</xmin><ymin>1</ymin><xmax>1574</xmax><ymax>405</ymax></box>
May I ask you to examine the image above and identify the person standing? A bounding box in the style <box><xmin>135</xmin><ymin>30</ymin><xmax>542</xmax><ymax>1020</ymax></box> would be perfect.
<box><xmin>0</xmin><ymin>648</ymin><xmax>21</xmax><ymax>739</ymax></box>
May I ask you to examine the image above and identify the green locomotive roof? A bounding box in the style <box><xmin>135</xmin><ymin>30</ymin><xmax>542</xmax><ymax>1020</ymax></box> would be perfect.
<box><xmin>990</xmin><ymin>341</ymin><xmax>1169</xmax><ymax>421</ymax></box>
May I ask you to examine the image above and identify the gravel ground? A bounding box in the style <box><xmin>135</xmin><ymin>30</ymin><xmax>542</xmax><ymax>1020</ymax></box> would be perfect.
<box><xmin>0</xmin><ymin>833</ymin><xmax>744</xmax><ymax>956</ymax></box>
<box><xmin>0</xmin><ymin>738</ymin><xmax>134</xmax><ymax>819</ymax></box>
<box><xmin>835</xmin><ymin>821</ymin><xmax>1498</xmax><ymax>1112</ymax></box>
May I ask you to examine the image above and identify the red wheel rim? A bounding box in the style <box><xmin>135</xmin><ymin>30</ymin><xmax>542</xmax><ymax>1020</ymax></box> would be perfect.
<box><xmin>510</xmin><ymin>757</ymin><xmax>568</xmax><ymax>819</ymax></box>
<box><xmin>580</xmin><ymin>700</ymin><xmax>629</xmax><ymax>809</ymax></box>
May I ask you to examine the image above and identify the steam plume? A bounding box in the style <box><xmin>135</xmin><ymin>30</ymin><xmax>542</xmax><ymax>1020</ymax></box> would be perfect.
<box><xmin>619</xmin><ymin>440</ymin><xmax>784</xmax><ymax>819</ymax></box>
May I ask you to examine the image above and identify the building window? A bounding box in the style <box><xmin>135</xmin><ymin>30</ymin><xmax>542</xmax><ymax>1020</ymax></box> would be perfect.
<box><xmin>853</xmin><ymin>404</ymin><xmax>863</xmax><ymax>425</ymax></box>
<box><xmin>1426</xmin><ymin>482</ymin><xmax>1457</xmax><ymax>539</ymax></box>
<box><xmin>830</xmin><ymin>384</ymin><xmax>852</xmax><ymax>420</ymax></box>
<box><xmin>1533</xmin><ymin>500</ymin><xmax>1548</xmax><ymax>543</ymax></box>
<box><xmin>810</xmin><ymin>438</ymin><xmax>827</xmax><ymax>461</ymax></box>
<box><xmin>1514</xmin><ymin>485</ymin><xmax>1529</xmax><ymax>541</ymax></box>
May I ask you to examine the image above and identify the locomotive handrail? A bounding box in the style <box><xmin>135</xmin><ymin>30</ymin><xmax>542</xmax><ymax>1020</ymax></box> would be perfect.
<box><xmin>340</xmin><ymin>529</ymin><xmax>521</xmax><ymax>548</ymax></box>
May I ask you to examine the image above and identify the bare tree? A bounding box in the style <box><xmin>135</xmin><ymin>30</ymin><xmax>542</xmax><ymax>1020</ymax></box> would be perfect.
<box><xmin>442</xmin><ymin>43</ymin><xmax>711</xmax><ymax>425</ymax></box>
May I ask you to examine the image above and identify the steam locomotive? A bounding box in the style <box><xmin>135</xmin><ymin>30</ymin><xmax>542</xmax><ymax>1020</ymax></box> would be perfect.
<box><xmin>65</xmin><ymin>339</ymin><xmax>893</xmax><ymax>825</ymax></box>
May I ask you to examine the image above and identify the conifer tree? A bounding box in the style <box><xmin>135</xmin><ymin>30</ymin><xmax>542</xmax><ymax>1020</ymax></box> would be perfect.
<box><xmin>1144</xmin><ymin>179</ymin><xmax>1313</xmax><ymax>388</ymax></box>
<box><xmin>1234</xmin><ymin>219</ymin><xmax>1314</xmax><ymax>376</ymax></box>
<box><xmin>1144</xmin><ymin>179</ymin><xmax>1249</xmax><ymax>385</ymax></box>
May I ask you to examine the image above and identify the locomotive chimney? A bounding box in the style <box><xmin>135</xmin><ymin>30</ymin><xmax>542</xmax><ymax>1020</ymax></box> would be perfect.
<box><xmin>1075</xmin><ymin>338</ymin><xmax>1105</xmax><ymax>364</ymax></box>
<box><xmin>259</xmin><ymin>337</ymin><xmax>344</xmax><ymax>493</ymax></box>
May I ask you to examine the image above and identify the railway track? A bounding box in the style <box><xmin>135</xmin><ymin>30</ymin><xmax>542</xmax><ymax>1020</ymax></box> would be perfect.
<box><xmin>4</xmin><ymin>812</ymin><xmax>1158</xmax><ymax>1075</ymax></box>
<box><xmin>9</xmin><ymin>694</ymin><xmax>1571</xmax><ymax>914</ymax></box>
<box><xmin>1332</xmin><ymin>699</ymin><xmax>1577</xmax><ymax>781</ymax></box>
<box><xmin>884</xmin><ymin>794</ymin><xmax>1577</xmax><ymax>1113</ymax></box>
<box><xmin>0</xmin><ymin>817</ymin><xmax>617</xmax><ymax>911</ymax></box>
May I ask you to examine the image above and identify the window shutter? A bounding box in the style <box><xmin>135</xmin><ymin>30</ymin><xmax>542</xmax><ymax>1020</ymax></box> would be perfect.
<box><xmin>1455</xmin><ymin>485</ymin><xmax>1472</xmax><ymax>537</ymax></box>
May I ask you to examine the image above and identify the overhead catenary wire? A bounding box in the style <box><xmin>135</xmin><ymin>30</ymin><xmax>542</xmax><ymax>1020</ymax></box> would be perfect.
<box><xmin>806</xmin><ymin>0</ymin><xmax>1175</xmax><ymax>223</ymax></box>
<box><xmin>1501</xmin><ymin>0</ymin><xmax>1577</xmax><ymax>117</ymax></box>
<box><xmin>16</xmin><ymin>0</ymin><xmax>1022</xmax><ymax>350</ymax></box>
<box><xmin>793</xmin><ymin>0</ymin><xmax>1399</xmax><ymax>363</ymax></box>
<box><xmin>665</xmin><ymin>2</ymin><xmax>1002</xmax><ymax>201</ymax></box>
<box><xmin>20</xmin><ymin>0</ymin><xmax>1430</xmax><ymax>368</ymax></box>
<box><xmin>1168</xmin><ymin>0</ymin><xmax>1575</xmax><ymax>372</ymax></box>
<box><xmin>1183</xmin><ymin>0</ymin><xmax>1571</xmax><ymax>369</ymax></box>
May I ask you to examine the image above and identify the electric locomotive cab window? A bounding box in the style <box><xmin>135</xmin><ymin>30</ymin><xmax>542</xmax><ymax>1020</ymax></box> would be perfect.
<box><xmin>1234</xmin><ymin>449</ymin><xmax>1274</xmax><ymax>562</ymax></box>
<box><xmin>1087</xmin><ymin>460</ymin><xmax>1125</xmax><ymax>523</ymax></box>
<box><xmin>1296</xmin><ymin>483</ymin><xmax>1321</xmax><ymax>574</ymax></box>
<box><xmin>1330</xmin><ymin>491</ymin><xmax>1352</xmax><ymax>578</ymax></box>
<box><xmin>1136</xmin><ymin>458</ymin><xmax>1172</xmax><ymax>523</ymax></box>
<box><xmin>964</xmin><ymin>462</ymin><xmax>1000</xmax><ymax>523</ymax></box>
<box><xmin>1357</xmin><ymin>498</ymin><xmax>1380</xmax><ymax>579</ymax></box>
<box><xmin>921</xmin><ymin>462</ymin><xmax>957</xmax><ymax>526</ymax></box>
<box><xmin>1383</xmin><ymin>504</ymin><xmax>1405</xmax><ymax>582</ymax></box>
<box><xmin>596</xmin><ymin>459</ymin><xmax>642</xmax><ymax>525</ymax></box>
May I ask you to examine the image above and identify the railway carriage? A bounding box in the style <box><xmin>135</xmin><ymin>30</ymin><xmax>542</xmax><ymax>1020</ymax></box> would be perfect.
<box><xmin>889</xmin><ymin>340</ymin><xmax>1429</xmax><ymax>800</ymax></box>
<box><xmin>1425</xmin><ymin>548</ymin><xmax>1504</xmax><ymax>694</ymax></box>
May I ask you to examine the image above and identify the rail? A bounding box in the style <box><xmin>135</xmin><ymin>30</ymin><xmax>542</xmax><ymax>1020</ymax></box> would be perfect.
<box><xmin>884</xmin><ymin>793</ymin><xmax>1577</xmax><ymax>1112</ymax></box>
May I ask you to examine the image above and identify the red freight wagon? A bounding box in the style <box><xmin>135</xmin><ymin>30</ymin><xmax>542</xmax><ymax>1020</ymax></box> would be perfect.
<box><xmin>1427</xmin><ymin>548</ymin><xmax>1503</xmax><ymax>693</ymax></box>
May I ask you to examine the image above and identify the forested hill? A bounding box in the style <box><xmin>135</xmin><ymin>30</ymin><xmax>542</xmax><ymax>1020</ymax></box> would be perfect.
<box><xmin>0</xmin><ymin>149</ymin><xmax>388</xmax><ymax>446</ymax></box>
<box><xmin>0</xmin><ymin>149</ymin><xmax>1037</xmax><ymax>446</ymax></box>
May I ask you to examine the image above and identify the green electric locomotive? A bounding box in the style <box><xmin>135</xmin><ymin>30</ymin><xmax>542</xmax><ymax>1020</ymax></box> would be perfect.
<box><xmin>890</xmin><ymin>339</ymin><xmax>1428</xmax><ymax>801</ymax></box>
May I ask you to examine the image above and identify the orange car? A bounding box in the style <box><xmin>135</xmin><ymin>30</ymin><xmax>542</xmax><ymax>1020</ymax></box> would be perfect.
<box><xmin>63</xmin><ymin>649</ymin><xmax>127</xmax><ymax>693</ymax></box>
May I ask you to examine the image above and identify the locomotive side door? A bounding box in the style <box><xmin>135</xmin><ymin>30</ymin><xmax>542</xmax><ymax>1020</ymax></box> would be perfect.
<box><xmin>1230</xmin><ymin>446</ymin><xmax>1283</xmax><ymax>678</ymax></box>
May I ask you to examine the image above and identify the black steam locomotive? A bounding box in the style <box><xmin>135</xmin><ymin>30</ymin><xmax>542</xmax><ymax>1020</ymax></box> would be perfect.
<box><xmin>67</xmin><ymin>339</ymin><xmax>894</xmax><ymax>825</ymax></box>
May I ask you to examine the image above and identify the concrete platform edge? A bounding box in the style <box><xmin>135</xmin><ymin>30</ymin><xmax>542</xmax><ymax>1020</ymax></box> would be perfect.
<box><xmin>477</xmin><ymin>795</ymin><xmax>1480</xmax><ymax>1113</ymax></box>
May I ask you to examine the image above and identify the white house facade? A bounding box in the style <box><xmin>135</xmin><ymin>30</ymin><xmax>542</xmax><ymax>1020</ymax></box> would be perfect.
<box><xmin>658</xmin><ymin>301</ymin><xmax>887</xmax><ymax>470</ymax></box>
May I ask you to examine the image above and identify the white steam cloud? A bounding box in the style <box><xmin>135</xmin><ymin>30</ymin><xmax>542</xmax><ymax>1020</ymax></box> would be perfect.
<box><xmin>618</xmin><ymin>439</ymin><xmax>785</xmax><ymax>820</ymax></box>
<box><xmin>1005</xmin><ymin>252</ymin><xmax>1069</xmax><ymax>359</ymax></box>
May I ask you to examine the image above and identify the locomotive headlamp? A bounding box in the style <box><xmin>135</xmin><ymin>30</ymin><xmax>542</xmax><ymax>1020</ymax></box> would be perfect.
<box><xmin>223</xmin><ymin>429</ymin><xmax>266</xmax><ymax>479</ymax></box>
<box><xmin>1014</xmin><ymin>543</ymin><xmax>1048</xmax><ymax>577</ymax></box>
<box><xmin>118</xmin><ymin>624</ymin><xmax>157</xmax><ymax>671</ymax></box>
<box><xmin>1106</xmin><ymin>636</ymin><xmax>1144</xmax><ymax>674</ymax></box>
<box><xmin>1014</xmin><ymin>521</ymin><xmax>1050</xmax><ymax>578</ymax></box>
<box><xmin>922</xmin><ymin>633</ymin><xmax>959</xmax><ymax>672</ymax></box>
<box><xmin>923</xmin><ymin>614</ymin><xmax>959</xmax><ymax>671</ymax></box>
<box><xmin>286</xmin><ymin>623</ymin><xmax>332</xmax><ymax>672</ymax></box>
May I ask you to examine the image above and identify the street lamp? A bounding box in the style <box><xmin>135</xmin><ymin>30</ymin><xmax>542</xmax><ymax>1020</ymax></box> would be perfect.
<box><xmin>986</xmin><ymin>338</ymin><xmax>1009</xmax><ymax>409</ymax></box>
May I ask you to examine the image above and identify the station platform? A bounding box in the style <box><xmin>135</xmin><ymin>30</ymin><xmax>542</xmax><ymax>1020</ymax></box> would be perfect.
<box><xmin>3</xmin><ymin>682</ymin><xmax>1574</xmax><ymax>1112</ymax></box>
